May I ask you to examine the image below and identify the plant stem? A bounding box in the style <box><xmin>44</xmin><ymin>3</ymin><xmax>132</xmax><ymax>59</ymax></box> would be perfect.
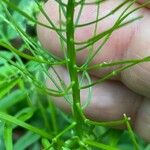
<box><xmin>84</xmin><ymin>140</ymin><xmax>119</xmax><ymax>150</ymax></box>
<box><xmin>66</xmin><ymin>0</ymin><xmax>83</xmax><ymax>137</ymax></box>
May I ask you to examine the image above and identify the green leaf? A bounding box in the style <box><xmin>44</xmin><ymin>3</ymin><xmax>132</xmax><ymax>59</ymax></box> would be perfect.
<box><xmin>0</xmin><ymin>112</ymin><xmax>52</xmax><ymax>140</ymax></box>
<box><xmin>102</xmin><ymin>129</ymin><xmax>123</xmax><ymax>146</ymax></box>
<box><xmin>4</xmin><ymin>123</ymin><xmax>13</xmax><ymax>150</ymax></box>
<box><xmin>0</xmin><ymin>77</ymin><xmax>20</xmax><ymax>99</ymax></box>
<box><xmin>0</xmin><ymin>89</ymin><xmax>27</xmax><ymax>110</ymax></box>
<box><xmin>0</xmin><ymin>51</ymin><xmax>14</xmax><ymax>65</ymax></box>
<box><xmin>42</xmin><ymin>138</ymin><xmax>51</xmax><ymax>149</ymax></box>
<box><xmin>0</xmin><ymin>65</ymin><xmax>17</xmax><ymax>81</ymax></box>
<box><xmin>14</xmin><ymin>131</ymin><xmax>40</xmax><ymax>150</ymax></box>
<box><xmin>13</xmin><ymin>107</ymin><xmax>34</xmax><ymax>129</ymax></box>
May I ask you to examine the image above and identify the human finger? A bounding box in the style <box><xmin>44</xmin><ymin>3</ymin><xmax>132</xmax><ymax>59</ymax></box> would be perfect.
<box><xmin>37</xmin><ymin>0</ymin><xmax>150</xmax><ymax>98</ymax></box>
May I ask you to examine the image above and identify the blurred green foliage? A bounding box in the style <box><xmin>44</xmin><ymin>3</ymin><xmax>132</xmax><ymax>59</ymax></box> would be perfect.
<box><xmin>0</xmin><ymin>0</ymin><xmax>150</xmax><ymax>149</ymax></box>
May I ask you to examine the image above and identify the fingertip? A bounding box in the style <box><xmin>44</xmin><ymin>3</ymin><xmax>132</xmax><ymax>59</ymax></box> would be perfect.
<box><xmin>135</xmin><ymin>98</ymin><xmax>150</xmax><ymax>142</ymax></box>
<box><xmin>121</xmin><ymin>12</ymin><xmax>150</xmax><ymax>98</ymax></box>
<box><xmin>47</xmin><ymin>67</ymin><xmax>142</xmax><ymax>123</ymax></box>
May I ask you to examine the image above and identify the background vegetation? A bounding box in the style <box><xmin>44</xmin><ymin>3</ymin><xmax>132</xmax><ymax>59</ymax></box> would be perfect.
<box><xmin>0</xmin><ymin>0</ymin><xmax>150</xmax><ymax>149</ymax></box>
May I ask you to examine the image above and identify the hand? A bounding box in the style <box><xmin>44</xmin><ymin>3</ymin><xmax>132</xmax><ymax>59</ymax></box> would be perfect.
<box><xmin>37</xmin><ymin>0</ymin><xmax>150</xmax><ymax>141</ymax></box>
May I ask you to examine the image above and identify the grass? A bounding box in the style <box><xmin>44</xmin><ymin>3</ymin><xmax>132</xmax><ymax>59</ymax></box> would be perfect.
<box><xmin>0</xmin><ymin>0</ymin><xmax>150</xmax><ymax>149</ymax></box>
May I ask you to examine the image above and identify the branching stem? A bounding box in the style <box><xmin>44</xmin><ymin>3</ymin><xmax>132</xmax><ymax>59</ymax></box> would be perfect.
<box><xmin>66</xmin><ymin>0</ymin><xmax>83</xmax><ymax>137</ymax></box>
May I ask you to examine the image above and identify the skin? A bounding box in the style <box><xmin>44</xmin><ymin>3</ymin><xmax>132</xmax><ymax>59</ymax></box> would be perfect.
<box><xmin>37</xmin><ymin>0</ymin><xmax>150</xmax><ymax>141</ymax></box>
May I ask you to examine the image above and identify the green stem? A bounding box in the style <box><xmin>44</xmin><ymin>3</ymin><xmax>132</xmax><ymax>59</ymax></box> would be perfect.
<box><xmin>45</xmin><ymin>122</ymin><xmax>76</xmax><ymax>149</ymax></box>
<box><xmin>0</xmin><ymin>41</ymin><xmax>66</xmax><ymax>65</ymax></box>
<box><xmin>84</xmin><ymin>56</ymin><xmax>150</xmax><ymax>71</ymax></box>
<box><xmin>52</xmin><ymin>122</ymin><xmax>76</xmax><ymax>142</ymax></box>
<box><xmin>85</xmin><ymin>118</ymin><xmax>127</xmax><ymax>127</ymax></box>
<box><xmin>66</xmin><ymin>0</ymin><xmax>83</xmax><ymax>137</ymax></box>
<box><xmin>84</xmin><ymin>140</ymin><xmax>119</xmax><ymax>150</ymax></box>
<box><xmin>124</xmin><ymin>114</ymin><xmax>139</xmax><ymax>150</ymax></box>
<box><xmin>80</xmin><ymin>61</ymin><xmax>144</xmax><ymax>89</ymax></box>
<box><xmin>48</xmin><ymin>100</ymin><xmax>58</xmax><ymax>135</ymax></box>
